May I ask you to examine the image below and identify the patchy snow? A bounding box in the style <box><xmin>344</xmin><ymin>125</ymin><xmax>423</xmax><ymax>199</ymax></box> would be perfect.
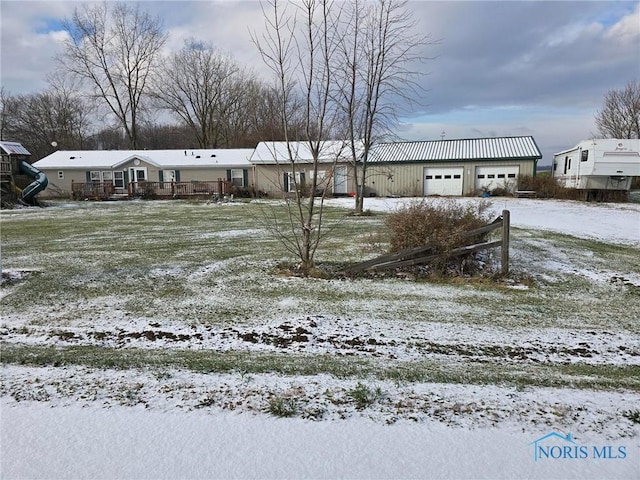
<box><xmin>1</xmin><ymin>197</ymin><xmax>639</xmax><ymax>479</ymax></box>
<box><xmin>325</xmin><ymin>197</ymin><xmax>640</xmax><ymax>246</ymax></box>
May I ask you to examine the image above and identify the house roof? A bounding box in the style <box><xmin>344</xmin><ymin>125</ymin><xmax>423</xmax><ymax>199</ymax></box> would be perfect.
<box><xmin>33</xmin><ymin>149</ymin><xmax>254</xmax><ymax>169</ymax></box>
<box><xmin>368</xmin><ymin>136</ymin><xmax>542</xmax><ymax>163</ymax></box>
<box><xmin>250</xmin><ymin>140</ymin><xmax>361</xmax><ymax>164</ymax></box>
<box><xmin>0</xmin><ymin>141</ymin><xmax>31</xmax><ymax>156</ymax></box>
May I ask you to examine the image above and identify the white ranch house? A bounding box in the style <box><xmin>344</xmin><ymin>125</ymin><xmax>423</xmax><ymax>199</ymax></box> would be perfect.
<box><xmin>32</xmin><ymin>136</ymin><xmax>542</xmax><ymax>199</ymax></box>
<box><xmin>33</xmin><ymin>149</ymin><xmax>255</xmax><ymax>199</ymax></box>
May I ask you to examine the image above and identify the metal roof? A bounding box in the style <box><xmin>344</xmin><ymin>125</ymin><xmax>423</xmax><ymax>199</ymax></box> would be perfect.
<box><xmin>0</xmin><ymin>141</ymin><xmax>31</xmax><ymax>156</ymax></box>
<box><xmin>368</xmin><ymin>136</ymin><xmax>541</xmax><ymax>163</ymax></box>
<box><xmin>33</xmin><ymin>148</ymin><xmax>254</xmax><ymax>169</ymax></box>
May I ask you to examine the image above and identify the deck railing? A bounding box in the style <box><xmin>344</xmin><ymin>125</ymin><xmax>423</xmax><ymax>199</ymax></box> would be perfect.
<box><xmin>72</xmin><ymin>179</ymin><xmax>233</xmax><ymax>200</ymax></box>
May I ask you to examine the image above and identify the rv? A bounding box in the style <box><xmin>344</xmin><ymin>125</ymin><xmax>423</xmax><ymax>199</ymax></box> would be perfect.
<box><xmin>552</xmin><ymin>139</ymin><xmax>640</xmax><ymax>198</ymax></box>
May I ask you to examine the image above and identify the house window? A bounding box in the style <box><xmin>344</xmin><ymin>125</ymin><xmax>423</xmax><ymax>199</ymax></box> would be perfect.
<box><xmin>283</xmin><ymin>171</ymin><xmax>305</xmax><ymax>192</ymax></box>
<box><xmin>487</xmin><ymin>174</ymin><xmax>495</xmax><ymax>179</ymax></box>
<box><xmin>230</xmin><ymin>169</ymin><xmax>244</xmax><ymax>187</ymax></box>
<box><xmin>58</xmin><ymin>171</ymin><xmax>64</xmax><ymax>179</ymax></box>
<box><xmin>477</xmin><ymin>174</ymin><xmax>485</xmax><ymax>179</ymax></box>
<box><xmin>90</xmin><ymin>171</ymin><xmax>101</xmax><ymax>183</ymax></box>
<box><xmin>102</xmin><ymin>171</ymin><xmax>113</xmax><ymax>183</ymax></box>
<box><xmin>114</xmin><ymin>171</ymin><xmax>124</xmax><ymax>189</ymax></box>
<box><xmin>497</xmin><ymin>174</ymin><xmax>505</xmax><ymax>179</ymax></box>
<box><xmin>581</xmin><ymin>150</ymin><xmax>589</xmax><ymax>162</ymax></box>
<box><xmin>507</xmin><ymin>173</ymin><xmax>516</xmax><ymax>178</ymax></box>
<box><xmin>163</xmin><ymin>170</ymin><xmax>176</xmax><ymax>183</ymax></box>
<box><xmin>453</xmin><ymin>174</ymin><xmax>461</xmax><ymax>179</ymax></box>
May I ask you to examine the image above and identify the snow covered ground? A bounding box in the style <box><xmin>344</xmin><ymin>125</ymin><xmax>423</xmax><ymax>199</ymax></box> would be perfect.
<box><xmin>1</xmin><ymin>197</ymin><xmax>639</xmax><ymax>479</ymax></box>
<box><xmin>325</xmin><ymin>196</ymin><xmax>640</xmax><ymax>246</ymax></box>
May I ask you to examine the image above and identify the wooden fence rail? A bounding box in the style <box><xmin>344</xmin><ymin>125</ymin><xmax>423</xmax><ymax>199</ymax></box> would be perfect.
<box><xmin>343</xmin><ymin>209</ymin><xmax>510</xmax><ymax>275</ymax></box>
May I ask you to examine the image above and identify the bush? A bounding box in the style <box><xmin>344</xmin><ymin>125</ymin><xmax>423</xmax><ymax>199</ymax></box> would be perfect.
<box><xmin>517</xmin><ymin>174</ymin><xmax>581</xmax><ymax>200</ymax></box>
<box><xmin>385</xmin><ymin>199</ymin><xmax>494</xmax><ymax>276</ymax></box>
<box><xmin>386</xmin><ymin>199</ymin><xmax>493</xmax><ymax>253</ymax></box>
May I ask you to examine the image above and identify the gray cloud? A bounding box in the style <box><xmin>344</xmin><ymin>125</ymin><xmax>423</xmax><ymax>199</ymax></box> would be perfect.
<box><xmin>1</xmin><ymin>0</ymin><xmax>637</xmax><ymax>163</ymax></box>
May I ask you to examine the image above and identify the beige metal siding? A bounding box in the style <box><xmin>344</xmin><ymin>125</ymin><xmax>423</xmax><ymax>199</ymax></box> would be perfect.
<box><xmin>364</xmin><ymin>160</ymin><xmax>535</xmax><ymax>197</ymax></box>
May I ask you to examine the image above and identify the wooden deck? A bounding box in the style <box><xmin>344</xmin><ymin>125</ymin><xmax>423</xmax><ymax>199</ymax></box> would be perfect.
<box><xmin>72</xmin><ymin>179</ymin><xmax>233</xmax><ymax>200</ymax></box>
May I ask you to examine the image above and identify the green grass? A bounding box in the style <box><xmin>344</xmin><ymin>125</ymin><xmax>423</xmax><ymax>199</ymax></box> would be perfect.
<box><xmin>2</xmin><ymin>343</ymin><xmax>638</xmax><ymax>391</ymax></box>
<box><xmin>2</xmin><ymin>199</ymin><xmax>639</xmax><ymax>391</ymax></box>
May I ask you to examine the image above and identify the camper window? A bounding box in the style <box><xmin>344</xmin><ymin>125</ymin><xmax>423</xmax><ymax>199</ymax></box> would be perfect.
<box><xmin>581</xmin><ymin>150</ymin><xmax>589</xmax><ymax>162</ymax></box>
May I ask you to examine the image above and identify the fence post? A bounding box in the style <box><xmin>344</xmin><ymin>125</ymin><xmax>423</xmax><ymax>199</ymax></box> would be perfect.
<box><xmin>501</xmin><ymin>209</ymin><xmax>510</xmax><ymax>275</ymax></box>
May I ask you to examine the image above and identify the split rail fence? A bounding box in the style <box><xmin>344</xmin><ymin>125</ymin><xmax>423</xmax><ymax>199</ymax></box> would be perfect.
<box><xmin>343</xmin><ymin>209</ymin><xmax>511</xmax><ymax>275</ymax></box>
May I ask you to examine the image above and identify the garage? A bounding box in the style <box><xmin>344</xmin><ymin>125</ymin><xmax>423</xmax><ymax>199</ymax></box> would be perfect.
<box><xmin>423</xmin><ymin>167</ymin><xmax>463</xmax><ymax>196</ymax></box>
<box><xmin>475</xmin><ymin>165</ymin><xmax>520</xmax><ymax>193</ymax></box>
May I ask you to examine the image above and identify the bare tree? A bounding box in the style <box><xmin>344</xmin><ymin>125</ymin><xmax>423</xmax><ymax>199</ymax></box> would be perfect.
<box><xmin>253</xmin><ymin>0</ymin><xmax>344</xmax><ymax>274</ymax></box>
<box><xmin>58</xmin><ymin>2</ymin><xmax>167</xmax><ymax>148</ymax></box>
<box><xmin>0</xmin><ymin>78</ymin><xmax>93</xmax><ymax>159</ymax></box>
<box><xmin>153</xmin><ymin>39</ymin><xmax>253</xmax><ymax>148</ymax></box>
<box><xmin>595</xmin><ymin>80</ymin><xmax>640</xmax><ymax>139</ymax></box>
<box><xmin>0</xmin><ymin>87</ymin><xmax>13</xmax><ymax>141</ymax></box>
<box><xmin>336</xmin><ymin>0</ymin><xmax>430</xmax><ymax>213</ymax></box>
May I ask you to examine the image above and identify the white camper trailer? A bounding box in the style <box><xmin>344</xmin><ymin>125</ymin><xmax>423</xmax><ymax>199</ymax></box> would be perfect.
<box><xmin>552</xmin><ymin>139</ymin><xmax>640</xmax><ymax>197</ymax></box>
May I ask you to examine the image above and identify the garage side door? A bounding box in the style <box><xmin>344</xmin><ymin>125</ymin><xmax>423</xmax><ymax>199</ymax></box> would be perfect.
<box><xmin>475</xmin><ymin>165</ymin><xmax>520</xmax><ymax>193</ymax></box>
<box><xmin>423</xmin><ymin>167</ymin><xmax>463</xmax><ymax>196</ymax></box>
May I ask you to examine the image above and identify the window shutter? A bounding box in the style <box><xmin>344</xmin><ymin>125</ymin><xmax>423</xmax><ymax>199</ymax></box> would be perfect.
<box><xmin>85</xmin><ymin>171</ymin><xmax>91</xmax><ymax>182</ymax></box>
<box><xmin>159</xmin><ymin>170</ymin><xmax>164</xmax><ymax>182</ymax></box>
<box><xmin>175</xmin><ymin>170</ymin><xmax>181</xmax><ymax>182</ymax></box>
<box><xmin>242</xmin><ymin>169</ymin><xmax>248</xmax><ymax>187</ymax></box>
<box><xmin>124</xmin><ymin>170</ymin><xmax>129</xmax><ymax>184</ymax></box>
<box><xmin>283</xmin><ymin>173</ymin><xmax>289</xmax><ymax>192</ymax></box>
<box><xmin>299</xmin><ymin>172</ymin><xmax>305</xmax><ymax>184</ymax></box>
<box><xmin>226</xmin><ymin>169</ymin><xmax>232</xmax><ymax>181</ymax></box>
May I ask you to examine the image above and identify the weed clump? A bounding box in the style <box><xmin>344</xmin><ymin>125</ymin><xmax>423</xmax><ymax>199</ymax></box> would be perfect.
<box><xmin>266</xmin><ymin>395</ymin><xmax>298</xmax><ymax>417</ymax></box>
<box><xmin>348</xmin><ymin>382</ymin><xmax>383</xmax><ymax>410</ymax></box>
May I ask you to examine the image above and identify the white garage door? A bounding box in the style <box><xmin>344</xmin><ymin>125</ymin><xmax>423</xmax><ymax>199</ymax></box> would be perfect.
<box><xmin>475</xmin><ymin>165</ymin><xmax>520</xmax><ymax>192</ymax></box>
<box><xmin>423</xmin><ymin>167</ymin><xmax>463</xmax><ymax>196</ymax></box>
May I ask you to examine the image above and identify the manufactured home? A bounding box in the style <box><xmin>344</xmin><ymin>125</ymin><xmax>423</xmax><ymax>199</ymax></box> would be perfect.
<box><xmin>33</xmin><ymin>148</ymin><xmax>255</xmax><ymax>199</ymax></box>
<box><xmin>364</xmin><ymin>136</ymin><xmax>541</xmax><ymax>197</ymax></box>
<box><xmin>552</xmin><ymin>139</ymin><xmax>640</xmax><ymax>195</ymax></box>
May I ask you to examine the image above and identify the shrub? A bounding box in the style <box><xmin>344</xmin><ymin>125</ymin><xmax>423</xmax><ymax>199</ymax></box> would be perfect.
<box><xmin>384</xmin><ymin>199</ymin><xmax>495</xmax><ymax>276</ymax></box>
<box><xmin>517</xmin><ymin>174</ymin><xmax>582</xmax><ymax>200</ymax></box>
<box><xmin>386</xmin><ymin>199</ymin><xmax>493</xmax><ymax>253</ymax></box>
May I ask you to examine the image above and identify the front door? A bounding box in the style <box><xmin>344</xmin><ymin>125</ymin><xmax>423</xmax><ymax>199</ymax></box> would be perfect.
<box><xmin>333</xmin><ymin>165</ymin><xmax>347</xmax><ymax>195</ymax></box>
<box><xmin>129</xmin><ymin>167</ymin><xmax>147</xmax><ymax>183</ymax></box>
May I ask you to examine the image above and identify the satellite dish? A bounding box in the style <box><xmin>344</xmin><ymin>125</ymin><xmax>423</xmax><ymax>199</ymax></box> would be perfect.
<box><xmin>51</xmin><ymin>141</ymin><xmax>58</xmax><ymax>148</ymax></box>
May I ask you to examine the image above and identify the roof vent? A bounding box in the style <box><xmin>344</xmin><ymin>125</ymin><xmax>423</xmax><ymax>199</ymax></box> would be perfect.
<box><xmin>195</xmin><ymin>155</ymin><xmax>201</xmax><ymax>158</ymax></box>
<box><xmin>211</xmin><ymin>154</ymin><xmax>216</xmax><ymax>157</ymax></box>
<box><xmin>69</xmin><ymin>156</ymin><xmax>75</xmax><ymax>159</ymax></box>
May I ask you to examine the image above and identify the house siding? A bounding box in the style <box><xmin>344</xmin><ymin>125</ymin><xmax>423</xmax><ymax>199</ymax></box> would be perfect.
<box><xmin>363</xmin><ymin>159</ymin><xmax>535</xmax><ymax>197</ymax></box>
<box><xmin>254</xmin><ymin>162</ymin><xmax>356</xmax><ymax>197</ymax></box>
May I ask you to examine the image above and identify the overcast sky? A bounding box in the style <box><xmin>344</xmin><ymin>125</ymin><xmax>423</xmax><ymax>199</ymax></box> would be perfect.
<box><xmin>1</xmin><ymin>1</ymin><xmax>638</xmax><ymax>164</ymax></box>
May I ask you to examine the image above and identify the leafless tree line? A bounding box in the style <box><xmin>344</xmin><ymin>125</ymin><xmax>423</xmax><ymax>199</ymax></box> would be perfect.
<box><xmin>0</xmin><ymin>2</ymin><xmax>306</xmax><ymax>159</ymax></box>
